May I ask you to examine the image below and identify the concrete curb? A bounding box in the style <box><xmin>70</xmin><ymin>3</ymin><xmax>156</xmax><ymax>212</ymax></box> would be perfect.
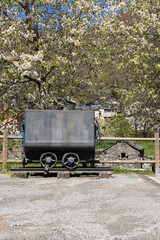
<box><xmin>137</xmin><ymin>173</ymin><xmax>160</xmax><ymax>189</ymax></box>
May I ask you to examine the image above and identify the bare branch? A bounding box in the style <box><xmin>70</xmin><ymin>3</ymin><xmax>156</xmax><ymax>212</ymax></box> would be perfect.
<box><xmin>18</xmin><ymin>1</ymin><xmax>26</xmax><ymax>9</ymax></box>
<box><xmin>42</xmin><ymin>66</ymin><xmax>56</xmax><ymax>82</ymax></box>
<box><xmin>23</xmin><ymin>75</ymin><xmax>41</xmax><ymax>85</ymax></box>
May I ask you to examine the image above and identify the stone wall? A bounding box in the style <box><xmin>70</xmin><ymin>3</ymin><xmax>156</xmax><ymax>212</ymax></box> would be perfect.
<box><xmin>104</xmin><ymin>141</ymin><xmax>142</xmax><ymax>160</ymax></box>
<box><xmin>95</xmin><ymin>162</ymin><xmax>142</xmax><ymax>169</ymax></box>
<box><xmin>0</xmin><ymin>149</ymin><xmax>22</xmax><ymax>160</ymax></box>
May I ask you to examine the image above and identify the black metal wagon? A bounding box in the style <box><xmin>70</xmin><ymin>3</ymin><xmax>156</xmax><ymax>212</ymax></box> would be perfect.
<box><xmin>22</xmin><ymin>110</ymin><xmax>97</xmax><ymax>169</ymax></box>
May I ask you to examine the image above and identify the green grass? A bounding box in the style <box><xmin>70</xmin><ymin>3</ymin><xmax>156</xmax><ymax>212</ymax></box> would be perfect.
<box><xmin>0</xmin><ymin>162</ymin><xmax>66</xmax><ymax>174</ymax></box>
<box><xmin>114</xmin><ymin>168</ymin><xmax>154</xmax><ymax>175</ymax></box>
<box><xmin>135</xmin><ymin>141</ymin><xmax>160</xmax><ymax>157</ymax></box>
<box><xmin>0</xmin><ymin>162</ymin><xmax>40</xmax><ymax>173</ymax></box>
<box><xmin>0</xmin><ymin>163</ymin><xmax>21</xmax><ymax>172</ymax></box>
<box><xmin>95</xmin><ymin>141</ymin><xmax>116</xmax><ymax>150</ymax></box>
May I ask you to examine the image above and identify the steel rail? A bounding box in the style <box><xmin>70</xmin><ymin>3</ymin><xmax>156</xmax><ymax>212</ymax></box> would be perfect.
<box><xmin>10</xmin><ymin>167</ymin><xmax>113</xmax><ymax>173</ymax></box>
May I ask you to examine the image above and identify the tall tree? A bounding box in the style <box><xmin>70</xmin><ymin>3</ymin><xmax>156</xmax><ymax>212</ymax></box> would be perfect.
<box><xmin>0</xmin><ymin>0</ymin><xmax>115</xmax><ymax>128</ymax></box>
<box><xmin>1</xmin><ymin>0</ymin><xmax>159</xmax><ymax>135</ymax></box>
<box><xmin>101</xmin><ymin>0</ymin><xmax>160</xmax><ymax>135</ymax></box>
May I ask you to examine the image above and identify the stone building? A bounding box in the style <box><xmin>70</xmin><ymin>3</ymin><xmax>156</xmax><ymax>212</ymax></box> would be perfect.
<box><xmin>104</xmin><ymin>141</ymin><xmax>145</xmax><ymax>160</ymax></box>
<box><xmin>101</xmin><ymin>141</ymin><xmax>145</xmax><ymax>169</ymax></box>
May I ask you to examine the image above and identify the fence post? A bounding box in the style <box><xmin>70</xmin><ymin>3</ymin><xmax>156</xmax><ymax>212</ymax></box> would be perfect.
<box><xmin>2</xmin><ymin>128</ymin><xmax>8</xmax><ymax>171</ymax></box>
<box><xmin>155</xmin><ymin>132</ymin><xmax>160</xmax><ymax>177</ymax></box>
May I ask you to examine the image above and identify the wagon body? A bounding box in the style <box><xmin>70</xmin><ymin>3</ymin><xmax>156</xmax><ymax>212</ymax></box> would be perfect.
<box><xmin>22</xmin><ymin>110</ymin><xmax>96</xmax><ymax>168</ymax></box>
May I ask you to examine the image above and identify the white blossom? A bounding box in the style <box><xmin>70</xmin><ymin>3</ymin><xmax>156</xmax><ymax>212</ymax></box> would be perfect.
<box><xmin>73</xmin><ymin>39</ymin><xmax>80</xmax><ymax>46</ymax></box>
<box><xmin>70</xmin><ymin>28</ymin><xmax>77</xmax><ymax>34</ymax></box>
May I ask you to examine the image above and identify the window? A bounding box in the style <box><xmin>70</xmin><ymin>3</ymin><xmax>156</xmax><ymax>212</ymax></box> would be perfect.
<box><xmin>121</xmin><ymin>153</ymin><xmax>126</xmax><ymax>159</ymax></box>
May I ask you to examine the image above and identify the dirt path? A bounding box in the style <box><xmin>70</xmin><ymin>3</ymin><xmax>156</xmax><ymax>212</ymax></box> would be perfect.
<box><xmin>0</xmin><ymin>173</ymin><xmax>160</xmax><ymax>240</ymax></box>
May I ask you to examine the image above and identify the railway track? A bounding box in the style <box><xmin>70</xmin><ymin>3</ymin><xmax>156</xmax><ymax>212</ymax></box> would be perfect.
<box><xmin>10</xmin><ymin>167</ymin><xmax>113</xmax><ymax>178</ymax></box>
<box><xmin>10</xmin><ymin>166</ymin><xmax>113</xmax><ymax>173</ymax></box>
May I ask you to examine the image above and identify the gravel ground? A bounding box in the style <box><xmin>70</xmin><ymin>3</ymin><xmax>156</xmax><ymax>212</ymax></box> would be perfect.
<box><xmin>0</xmin><ymin>173</ymin><xmax>160</xmax><ymax>240</ymax></box>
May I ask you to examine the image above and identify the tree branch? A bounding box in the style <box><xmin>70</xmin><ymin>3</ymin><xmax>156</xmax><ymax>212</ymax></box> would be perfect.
<box><xmin>42</xmin><ymin>66</ymin><xmax>56</xmax><ymax>82</ymax></box>
<box><xmin>18</xmin><ymin>1</ymin><xmax>26</xmax><ymax>9</ymax></box>
<box><xmin>23</xmin><ymin>75</ymin><xmax>41</xmax><ymax>85</ymax></box>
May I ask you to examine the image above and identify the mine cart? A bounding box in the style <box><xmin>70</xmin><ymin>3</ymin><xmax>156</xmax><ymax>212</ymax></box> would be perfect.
<box><xmin>22</xmin><ymin>110</ymin><xmax>97</xmax><ymax>169</ymax></box>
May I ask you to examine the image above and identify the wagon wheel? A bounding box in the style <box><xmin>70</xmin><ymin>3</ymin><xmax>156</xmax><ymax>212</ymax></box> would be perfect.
<box><xmin>40</xmin><ymin>152</ymin><xmax>57</xmax><ymax>168</ymax></box>
<box><xmin>62</xmin><ymin>152</ymin><xmax>80</xmax><ymax>169</ymax></box>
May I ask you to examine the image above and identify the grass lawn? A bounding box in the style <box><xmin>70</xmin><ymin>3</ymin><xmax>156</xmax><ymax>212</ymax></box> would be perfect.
<box><xmin>95</xmin><ymin>141</ymin><xmax>117</xmax><ymax>150</ymax></box>
<box><xmin>0</xmin><ymin>162</ymin><xmax>39</xmax><ymax>173</ymax></box>
<box><xmin>114</xmin><ymin>168</ymin><xmax>154</xmax><ymax>175</ymax></box>
<box><xmin>135</xmin><ymin>141</ymin><xmax>160</xmax><ymax>157</ymax></box>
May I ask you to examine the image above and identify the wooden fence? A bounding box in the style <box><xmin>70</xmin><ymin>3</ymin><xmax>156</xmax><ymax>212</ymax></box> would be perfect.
<box><xmin>0</xmin><ymin>130</ymin><xmax>159</xmax><ymax>172</ymax></box>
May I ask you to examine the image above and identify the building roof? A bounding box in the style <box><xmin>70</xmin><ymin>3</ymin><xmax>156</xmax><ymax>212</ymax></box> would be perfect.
<box><xmin>126</xmin><ymin>141</ymin><xmax>145</xmax><ymax>151</ymax></box>
<box><xmin>104</xmin><ymin>140</ymin><xmax>145</xmax><ymax>152</ymax></box>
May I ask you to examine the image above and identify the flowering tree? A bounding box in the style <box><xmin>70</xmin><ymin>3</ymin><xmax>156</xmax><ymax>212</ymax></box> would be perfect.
<box><xmin>0</xmin><ymin>0</ymin><xmax>159</xmax><ymax>135</ymax></box>
<box><xmin>0</xmin><ymin>0</ymin><xmax>127</xmax><ymax>130</ymax></box>
<box><xmin>0</xmin><ymin>0</ymin><xmax>105</xmax><ymax>126</ymax></box>
<box><xmin>102</xmin><ymin>0</ymin><xmax>160</xmax><ymax>135</ymax></box>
